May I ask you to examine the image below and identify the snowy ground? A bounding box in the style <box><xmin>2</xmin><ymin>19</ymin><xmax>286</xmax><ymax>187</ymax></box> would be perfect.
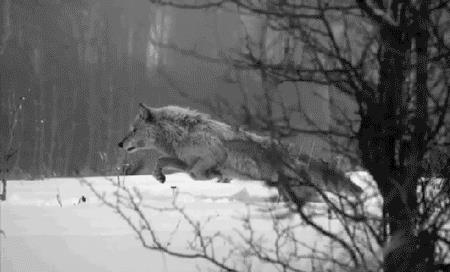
<box><xmin>1</xmin><ymin>172</ymin><xmax>379</xmax><ymax>272</ymax></box>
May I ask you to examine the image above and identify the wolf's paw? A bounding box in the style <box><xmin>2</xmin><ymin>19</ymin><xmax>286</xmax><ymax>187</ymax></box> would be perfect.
<box><xmin>217</xmin><ymin>177</ymin><xmax>231</xmax><ymax>183</ymax></box>
<box><xmin>153</xmin><ymin>170</ymin><xmax>166</xmax><ymax>183</ymax></box>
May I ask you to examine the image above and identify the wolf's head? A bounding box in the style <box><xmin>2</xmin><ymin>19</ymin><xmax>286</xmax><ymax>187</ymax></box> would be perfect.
<box><xmin>118</xmin><ymin>103</ymin><xmax>158</xmax><ymax>153</ymax></box>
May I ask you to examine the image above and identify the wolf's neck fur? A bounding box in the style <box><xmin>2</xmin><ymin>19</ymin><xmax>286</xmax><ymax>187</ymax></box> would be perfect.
<box><xmin>152</xmin><ymin>121</ymin><xmax>188</xmax><ymax>156</ymax></box>
<box><xmin>150</xmin><ymin>106</ymin><xmax>215</xmax><ymax>155</ymax></box>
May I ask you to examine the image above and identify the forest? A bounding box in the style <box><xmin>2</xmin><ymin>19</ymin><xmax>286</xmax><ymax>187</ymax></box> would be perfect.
<box><xmin>0</xmin><ymin>0</ymin><xmax>330</xmax><ymax>178</ymax></box>
<box><xmin>1</xmin><ymin>1</ymin><xmax>448</xmax><ymax>271</ymax></box>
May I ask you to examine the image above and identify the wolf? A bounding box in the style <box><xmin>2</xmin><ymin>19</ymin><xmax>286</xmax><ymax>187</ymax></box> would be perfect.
<box><xmin>118</xmin><ymin>104</ymin><xmax>363</xmax><ymax>203</ymax></box>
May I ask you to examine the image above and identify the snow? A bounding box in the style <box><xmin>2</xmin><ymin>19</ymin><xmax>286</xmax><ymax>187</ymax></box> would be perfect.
<box><xmin>1</xmin><ymin>172</ymin><xmax>379</xmax><ymax>272</ymax></box>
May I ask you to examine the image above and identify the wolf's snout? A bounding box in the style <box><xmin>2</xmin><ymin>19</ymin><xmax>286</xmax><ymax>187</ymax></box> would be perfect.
<box><xmin>118</xmin><ymin>141</ymin><xmax>124</xmax><ymax>148</ymax></box>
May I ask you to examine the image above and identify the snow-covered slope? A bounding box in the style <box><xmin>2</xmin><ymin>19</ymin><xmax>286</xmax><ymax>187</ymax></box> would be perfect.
<box><xmin>5</xmin><ymin>173</ymin><xmax>278</xmax><ymax>207</ymax></box>
<box><xmin>1</xmin><ymin>172</ymin><xmax>379</xmax><ymax>272</ymax></box>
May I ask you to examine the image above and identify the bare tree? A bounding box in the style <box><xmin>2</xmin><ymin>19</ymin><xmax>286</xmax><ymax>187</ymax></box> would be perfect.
<box><xmin>87</xmin><ymin>0</ymin><xmax>449</xmax><ymax>271</ymax></box>
<box><xmin>0</xmin><ymin>88</ymin><xmax>26</xmax><ymax>201</ymax></box>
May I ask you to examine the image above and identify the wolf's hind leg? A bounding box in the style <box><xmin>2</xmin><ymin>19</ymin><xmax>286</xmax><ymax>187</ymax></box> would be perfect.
<box><xmin>154</xmin><ymin>157</ymin><xmax>188</xmax><ymax>183</ymax></box>
<box><xmin>188</xmin><ymin>159</ymin><xmax>222</xmax><ymax>181</ymax></box>
<box><xmin>203</xmin><ymin>168</ymin><xmax>231</xmax><ymax>183</ymax></box>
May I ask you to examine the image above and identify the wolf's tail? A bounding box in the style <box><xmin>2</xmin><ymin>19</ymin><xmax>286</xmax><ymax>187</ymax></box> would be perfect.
<box><xmin>283</xmin><ymin>144</ymin><xmax>363</xmax><ymax>196</ymax></box>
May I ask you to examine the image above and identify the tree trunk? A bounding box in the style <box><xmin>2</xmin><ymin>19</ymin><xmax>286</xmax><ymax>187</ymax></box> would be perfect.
<box><xmin>0</xmin><ymin>0</ymin><xmax>11</xmax><ymax>55</ymax></box>
<box><xmin>383</xmin><ymin>183</ymin><xmax>417</xmax><ymax>272</ymax></box>
<box><xmin>48</xmin><ymin>85</ymin><xmax>58</xmax><ymax>174</ymax></box>
<box><xmin>358</xmin><ymin>13</ymin><xmax>424</xmax><ymax>272</ymax></box>
<box><xmin>0</xmin><ymin>178</ymin><xmax>6</xmax><ymax>201</ymax></box>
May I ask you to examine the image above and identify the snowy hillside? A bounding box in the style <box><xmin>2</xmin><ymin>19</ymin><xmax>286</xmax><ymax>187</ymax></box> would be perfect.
<box><xmin>1</xmin><ymin>172</ymin><xmax>380</xmax><ymax>272</ymax></box>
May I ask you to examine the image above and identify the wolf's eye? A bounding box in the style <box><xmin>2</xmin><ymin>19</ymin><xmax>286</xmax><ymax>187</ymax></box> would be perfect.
<box><xmin>132</xmin><ymin>128</ymin><xmax>137</xmax><ymax>133</ymax></box>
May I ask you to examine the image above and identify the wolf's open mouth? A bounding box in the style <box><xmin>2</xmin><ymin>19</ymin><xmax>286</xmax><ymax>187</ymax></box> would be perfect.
<box><xmin>127</xmin><ymin>147</ymin><xmax>136</xmax><ymax>152</ymax></box>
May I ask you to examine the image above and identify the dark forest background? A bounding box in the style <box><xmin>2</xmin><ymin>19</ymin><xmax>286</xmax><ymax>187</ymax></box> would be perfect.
<box><xmin>0</xmin><ymin>0</ymin><xmax>333</xmax><ymax>178</ymax></box>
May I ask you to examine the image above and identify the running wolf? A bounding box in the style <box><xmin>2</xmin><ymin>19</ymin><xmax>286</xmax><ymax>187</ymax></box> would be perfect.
<box><xmin>118</xmin><ymin>104</ymin><xmax>362</xmax><ymax>203</ymax></box>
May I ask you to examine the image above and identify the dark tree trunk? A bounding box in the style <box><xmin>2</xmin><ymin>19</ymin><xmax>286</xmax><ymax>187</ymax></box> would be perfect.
<box><xmin>0</xmin><ymin>178</ymin><xmax>6</xmax><ymax>201</ymax></box>
<box><xmin>359</xmin><ymin>1</ymin><xmax>435</xmax><ymax>271</ymax></box>
<box><xmin>358</xmin><ymin>9</ymin><xmax>422</xmax><ymax>272</ymax></box>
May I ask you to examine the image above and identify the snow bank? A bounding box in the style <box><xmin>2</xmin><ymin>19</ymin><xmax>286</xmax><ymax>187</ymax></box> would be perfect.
<box><xmin>1</xmin><ymin>172</ymin><xmax>382</xmax><ymax>272</ymax></box>
<box><xmin>3</xmin><ymin>173</ymin><xmax>278</xmax><ymax>207</ymax></box>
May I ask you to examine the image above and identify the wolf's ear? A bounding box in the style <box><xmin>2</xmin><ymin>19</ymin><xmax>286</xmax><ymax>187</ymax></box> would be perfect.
<box><xmin>138</xmin><ymin>103</ymin><xmax>153</xmax><ymax>122</ymax></box>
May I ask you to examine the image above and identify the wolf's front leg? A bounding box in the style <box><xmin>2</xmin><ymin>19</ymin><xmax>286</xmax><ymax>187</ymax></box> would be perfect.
<box><xmin>154</xmin><ymin>157</ymin><xmax>188</xmax><ymax>183</ymax></box>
